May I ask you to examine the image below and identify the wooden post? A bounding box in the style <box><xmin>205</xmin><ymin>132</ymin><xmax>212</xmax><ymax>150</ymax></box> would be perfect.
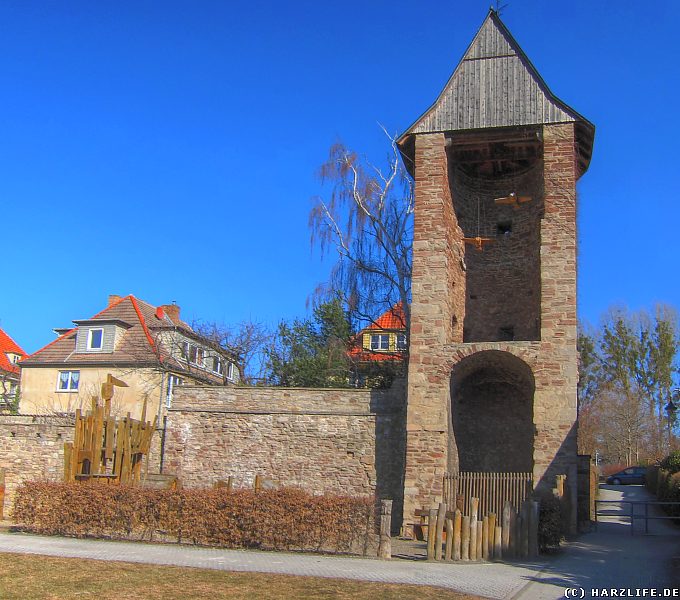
<box><xmin>378</xmin><ymin>500</ymin><xmax>393</xmax><ymax>559</ymax></box>
<box><xmin>469</xmin><ymin>497</ymin><xmax>479</xmax><ymax>560</ymax></box>
<box><xmin>482</xmin><ymin>516</ymin><xmax>489</xmax><ymax>560</ymax></box>
<box><xmin>254</xmin><ymin>474</ymin><xmax>262</xmax><ymax>491</ymax></box>
<box><xmin>476</xmin><ymin>521</ymin><xmax>483</xmax><ymax>560</ymax></box>
<box><xmin>494</xmin><ymin>526</ymin><xmax>502</xmax><ymax>560</ymax></box>
<box><xmin>435</xmin><ymin>502</ymin><xmax>446</xmax><ymax>560</ymax></box>
<box><xmin>461</xmin><ymin>515</ymin><xmax>470</xmax><ymax>561</ymax></box>
<box><xmin>63</xmin><ymin>442</ymin><xmax>73</xmax><ymax>482</ymax></box>
<box><xmin>528</xmin><ymin>500</ymin><xmax>539</xmax><ymax>558</ymax></box>
<box><xmin>502</xmin><ymin>502</ymin><xmax>512</xmax><ymax>555</ymax></box>
<box><xmin>426</xmin><ymin>508</ymin><xmax>437</xmax><ymax>560</ymax></box>
<box><xmin>445</xmin><ymin>518</ymin><xmax>453</xmax><ymax>560</ymax></box>
<box><xmin>510</xmin><ymin>506</ymin><xmax>518</xmax><ymax>558</ymax></box>
<box><xmin>488</xmin><ymin>513</ymin><xmax>496</xmax><ymax>559</ymax></box>
<box><xmin>453</xmin><ymin>508</ymin><xmax>462</xmax><ymax>561</ymax></box>
<box><xmin>520</xmin><ymin>501</ymin><xmax>529</xmax><ymax>558</ymax></box>
<box><xmin>226</xmin><ymin>475</ymin><xmax>233</xmax><ymax>491</ymax></box>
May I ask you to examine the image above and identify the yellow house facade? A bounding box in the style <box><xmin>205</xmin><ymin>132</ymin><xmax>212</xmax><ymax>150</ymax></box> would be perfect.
<box><xmin>19</xmin><ymin>295</ymin><xmax>239</xmax><ymax>420</ymax></box>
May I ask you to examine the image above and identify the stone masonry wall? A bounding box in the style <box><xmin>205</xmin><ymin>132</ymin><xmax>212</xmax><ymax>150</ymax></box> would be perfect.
<box><xmin>402</xmin><ymin>123</ymin><xmax>581</xmax><ymax>534</ymax></box>
<box><xmin>403</xmin><ymin>133</ymin><xmax>467</xmax><ymax>528</ymax></box>
<box><xmin>451</xmin><ymin>163</ymin><xmax>543</xmax><ymax>342</ymax></box>
<box><xmin>0</xmin><ymin>415</ymin><xmax>73</xmax><ymax>514</ymax></box>
<box><xmin>533</xmin><ymin>123</ymin><xmax>579</xmax><ymax>528</ymax></box>
<box><xmin>163</xmin><ymin>384</ymin><xmax>406</xmax><ymax>523</ymax></box>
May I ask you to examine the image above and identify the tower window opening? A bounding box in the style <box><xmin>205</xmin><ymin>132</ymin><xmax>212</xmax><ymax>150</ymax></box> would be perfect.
<box><xmin>497</xmin><ymin>221</ymin><xmax>512</xmax><ymax>236</ymax></box>
<box><xmin>499</xmin><ymin>326</ymin><xmax>515</xmax><ymax>341</ymax></box>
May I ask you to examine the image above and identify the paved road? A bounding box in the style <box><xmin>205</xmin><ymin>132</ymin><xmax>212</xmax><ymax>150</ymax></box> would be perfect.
<box><xmin>514</xmin><ymin>484</ymin><xmax>680</xmax><ymax>599</ymax></box>
<box><xmin>0</xmin><ymin>485</ymin><xmax>677</xmax><ymax>599</ymax></box>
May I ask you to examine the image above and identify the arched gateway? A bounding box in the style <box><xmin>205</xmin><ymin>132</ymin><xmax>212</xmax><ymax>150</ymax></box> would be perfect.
<box><xmin>451</xmin><ymin>350</ymin><xmax>534</xmax><ymax>473</ymax></box>
<box><xmin>397</xmin><ymin>9</ymin><xmax>594</xmax><ymax>534</ymax></box>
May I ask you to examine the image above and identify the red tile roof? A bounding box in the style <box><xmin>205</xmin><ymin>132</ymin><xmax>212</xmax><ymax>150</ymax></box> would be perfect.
<box><xmin>0</xmin><ymin>328</ymin><xmax>26</xmax><ymax>376</ymax></box>
<box><xmin>365</xmin><ymin>302</ymin><xmax>406</xmax><ymax>330</ymax></box>
<box><xmin>20</xmin><ymin>295</ymin><xmax>206</xmax><ymax>373</ymax></box>
<box><xmin>347</xmin><ymin>303</ymin><xmax>407</xmax><ymax>362</ymax></box>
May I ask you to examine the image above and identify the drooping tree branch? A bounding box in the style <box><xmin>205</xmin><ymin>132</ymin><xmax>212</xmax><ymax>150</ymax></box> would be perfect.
<box><xmin>310</xmin><ymin>130</ymin><xmax>413</xmax><ymax>333</ymax></box>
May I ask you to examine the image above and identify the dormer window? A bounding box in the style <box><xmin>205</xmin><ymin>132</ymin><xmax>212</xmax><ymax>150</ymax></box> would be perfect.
<box><xmin>87</xmin><ymin>328</ymin><xmax>104</xmax><ymax>351</ymax></box>
<box><xmin>370</xmin><ymin>334</ymin><xmax>390</xmax><ymax>351</ymax></box>
<box><xmin>183</xmin><ymin>341</ymin><xmax>205</xmax><ymax>367</ymax></box>
<box><xmin>212</xmin><ymin>356</ymin><xmax>224</xmax><ymax>376</ymax></box>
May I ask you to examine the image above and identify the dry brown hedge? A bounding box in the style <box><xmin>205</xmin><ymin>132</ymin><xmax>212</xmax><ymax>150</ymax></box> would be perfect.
<box><xmin>12</xmin><ymin>482</ymin><xmax>376</xmax><ymax>555</ymax></box>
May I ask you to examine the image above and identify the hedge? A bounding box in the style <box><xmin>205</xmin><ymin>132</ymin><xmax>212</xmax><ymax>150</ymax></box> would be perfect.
<box><xmin>651</xmin><ymin>468</ymin><xmax>680</xmax><ymax>519</ymax></box>
<box><xmin>12</xmin><ymin>482</ymin><xmax>376</xmax><ymax>555</ymax></box>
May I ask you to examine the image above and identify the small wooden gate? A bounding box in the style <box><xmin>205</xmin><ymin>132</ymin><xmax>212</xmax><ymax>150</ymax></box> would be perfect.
<box><xmin>443</xmin><ymin>472</ymin><xmax>534</xmax><ymax>518</ymax></box>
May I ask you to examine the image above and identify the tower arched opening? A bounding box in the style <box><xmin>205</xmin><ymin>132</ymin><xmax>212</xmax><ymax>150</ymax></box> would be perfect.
<box><xmin>451</xmin><ymin>350</ymin><xmax>534</xmax><ymax>472</ymax></box>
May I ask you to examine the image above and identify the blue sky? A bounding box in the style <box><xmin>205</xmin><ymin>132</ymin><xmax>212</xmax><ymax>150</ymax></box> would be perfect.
<box><xmin>1</xmin><ymin>1</ymin><xmax>678</xmax><ymax>353</ymax></box>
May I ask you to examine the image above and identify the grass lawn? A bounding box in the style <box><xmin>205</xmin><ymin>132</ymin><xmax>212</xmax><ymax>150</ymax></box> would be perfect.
<box><xmin>0</xmin><ymin>553</ymin><xmax>481</xmax><ymax>599</ymax></box>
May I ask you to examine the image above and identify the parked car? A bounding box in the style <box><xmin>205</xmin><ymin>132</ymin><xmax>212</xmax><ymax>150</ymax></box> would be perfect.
<box><xmin>606</xmin><ymin>467</ymin><xmax>647</xmax><ymax>485</ymax></box>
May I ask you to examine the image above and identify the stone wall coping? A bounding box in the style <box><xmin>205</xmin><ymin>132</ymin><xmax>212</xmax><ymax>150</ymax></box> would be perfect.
<box><xmin>177</xmin><ymin>385</ymin><xmax>382</xmax><ymax>394</ymax></box>
<box><xmin>171</xmin><ymin>384</ymin><xmax>405</xmax><ymax>416</ymax></box>
<box><xmin>168</xmin><ymin>408</ymin><xmax>381</xmax><ymax>417</ymax></box>
<box><xmin>0</xmin><ymin>414</ymin><xmax>75</xmax><ymax>426</ymax></box>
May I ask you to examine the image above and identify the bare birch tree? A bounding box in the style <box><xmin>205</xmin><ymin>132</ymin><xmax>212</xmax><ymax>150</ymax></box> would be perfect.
<box><xmin>192</xmin><ymin>319</ymin><xmax>270</xmax><ymax>385</ymax></box>
<box><xmin>309</xmin><ymin>131</ymin><xmax>413</xmax><ymax>332</ymax></box>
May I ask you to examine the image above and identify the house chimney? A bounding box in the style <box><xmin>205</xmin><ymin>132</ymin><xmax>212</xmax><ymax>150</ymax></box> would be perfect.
<box><xmin>108</xmin><ymin>294</ymin><xmax>123</xmax><ymax>307</ymax></box>
<box><xmin>160</xmin><ymin>302</ymin><xmax>180</xmax><ymax>324</ymax></box>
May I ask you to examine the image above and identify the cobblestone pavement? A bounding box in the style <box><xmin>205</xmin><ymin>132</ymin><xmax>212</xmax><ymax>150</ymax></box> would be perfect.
<box><xmin>0</xmin><ymin>485</ymin><xmax>677</xmax><ymax>599</ymax></box>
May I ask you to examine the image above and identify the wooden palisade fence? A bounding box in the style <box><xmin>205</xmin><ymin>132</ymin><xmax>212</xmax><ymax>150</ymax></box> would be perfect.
<box><xmin>419</xmin><ymin>496</ymin><xmax>539</xmax><ymax>562</ymax></box>
<box><xmin>63</xmin><ymin>375</ymin><xmax>157</xmax><ymax>484</ymax></box>
<box><xmin>443</xmin><ymin>471</ymin><xmax>533</xmax><ymax>517</ymax></box>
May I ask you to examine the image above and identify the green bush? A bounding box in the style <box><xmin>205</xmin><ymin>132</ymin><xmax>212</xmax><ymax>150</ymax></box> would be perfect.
<box><xmin>538</xmin><ymin>494</ymin><xmax>564</xmax><ymax>552</ymax></box>
<box><xmin>660</xmin><ymin>451</ymin><xmax>680</xmax><ymax>474</ymax></box>
<box><xmin>12</xmin><ymin>482</ymin><xmax>375</xmax><ymax>555</ymax></box>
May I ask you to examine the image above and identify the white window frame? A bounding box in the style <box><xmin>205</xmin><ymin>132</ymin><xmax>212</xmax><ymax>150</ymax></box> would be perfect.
<box><xmin>226</xmin><ymin>362</ymin><xmax>234</xmax><ymax>381</ymax></box>
<box><xmin>184</xmin><ymin>342</ymin><xmax>206</xmax><ymax>367</ymax></box>
<box><xmin>87</xmin><ymin>328</ymin><xmax>104</xmax><ymax>351</ymax></box>
<box><xmin>212</xmin><ymin>355</ymin><xmax>224</xmax><ymax>376</ymax></box>
<box><xmin>165</xmin><ymin>374</ymin><xmax>183</xmax><ymax>407</ymax></box>
<box><xmin>57</xmin><ymin>370</ymin><xmax>80</xmax><ymax>392</ymax></box>
<box><xmin>396</xmin><ymin>333</ymin><xmax>407</xmax><ymax>351</ymax></box>
<box><xmin>370</xmin><ymin>334</ymin><xmax>390</xmax><ymax>351</ymax></box>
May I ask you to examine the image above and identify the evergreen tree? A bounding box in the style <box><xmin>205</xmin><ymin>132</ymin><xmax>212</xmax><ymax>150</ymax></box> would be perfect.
<box><xmin>265</xmin><ymin>300</ymin><xmax>352</xmax><ymax>388</ymax></box>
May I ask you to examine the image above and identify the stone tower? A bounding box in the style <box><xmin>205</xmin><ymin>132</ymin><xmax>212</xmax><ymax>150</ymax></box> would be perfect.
<box><xmin>397</xmin><ymin>10</ymin><xmax>594</xmax><ymax>532</ymax></box>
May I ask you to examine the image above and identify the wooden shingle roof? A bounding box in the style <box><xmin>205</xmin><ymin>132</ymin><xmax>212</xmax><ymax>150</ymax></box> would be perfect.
<box><xmin>398</xmin><ymin>9</ymin><xmax>594</xmax><ymax>174</ymax></box>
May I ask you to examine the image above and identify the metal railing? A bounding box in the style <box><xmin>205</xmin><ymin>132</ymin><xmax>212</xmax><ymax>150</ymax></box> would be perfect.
<box><xmin>595</xmin><ymin>500</ymin><xmax>680</xmax><ymax>535</ymax></box>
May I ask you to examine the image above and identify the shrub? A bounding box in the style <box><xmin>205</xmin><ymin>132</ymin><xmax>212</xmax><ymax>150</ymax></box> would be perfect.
<box><xmin>12</xmin><ymin>482</ymin><xmax>375</xmax><ymax>555</ymax></box>
<box><xmin>538</xmin><ymin>494</ymin><xmax>564</xmax><ymax>552</ymax></box>
<box><xmin>646</xmin><ymin>465</ymin><xmax>660</xmax><ymax>494</ymax></box>
<box><xmin>660</xmin><ymin>451</ymin><xmax>680</xmax><ymax>475</ymax></box>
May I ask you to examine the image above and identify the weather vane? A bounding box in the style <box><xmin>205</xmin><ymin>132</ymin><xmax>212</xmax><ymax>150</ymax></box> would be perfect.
<box><xmin>494</xmin><ymin>1</ymin><xmax>508</xmax><ymax>15</ymax></box>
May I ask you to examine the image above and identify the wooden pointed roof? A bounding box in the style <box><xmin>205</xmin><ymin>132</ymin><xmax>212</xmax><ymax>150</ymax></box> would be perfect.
<box><xmin>398</xmin><ymin>9</ymin><xmax>594</xmax><ymax>175</ymax></box>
